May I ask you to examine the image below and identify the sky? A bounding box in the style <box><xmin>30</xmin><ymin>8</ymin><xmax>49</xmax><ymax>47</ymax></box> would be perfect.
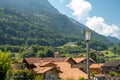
<box><xmin>48</xmin><ymin>0</ymin><xmax>120</xmax><ymax>40</ymax></box>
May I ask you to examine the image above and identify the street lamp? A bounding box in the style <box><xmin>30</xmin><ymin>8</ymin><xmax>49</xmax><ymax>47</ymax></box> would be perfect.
<box><xmin>84</xmin><ymin>30</ymin><xmax>92</xmax><ymax>80</ymax></box>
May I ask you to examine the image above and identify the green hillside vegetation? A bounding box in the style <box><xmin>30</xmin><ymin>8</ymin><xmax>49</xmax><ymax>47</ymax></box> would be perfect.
<box><xmin>0</xmin><ymin>0</ymin><xmax>116</xmax><ymax>47</ymax></box>
<box><xmin>109</xmin><ymin>44</ymin><xmax>120</xmax><ymax>54</ymax></box>
<box><xmin>0</xmin><ymin>7</ymin><xmax>79</xmax><ymax>46</ymax></box>
<box><xmin>102</xmin><ymin>51</ymin><xmax>120</xmax><ymax>61</ymax></box>
<box><xmin>0</xmin><ymin>7</ymin><xmax>113</xmax><ymax>46</ymax></box>
<box><xmin>0</xmin><ymin>0</ymin><xmax>119</xmax><ymax>62</ymax></box>
<box><xmin>102</xmin><ymin>51</ymin><xmax>116</xmax><ymax>57</ymax></box>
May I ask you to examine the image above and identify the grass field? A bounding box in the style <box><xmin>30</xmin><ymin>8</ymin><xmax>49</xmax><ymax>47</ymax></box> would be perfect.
<box><xmin>102</xmin><ymin>51</ymin><xmax>120</xmax><ymax>60</ymax></box>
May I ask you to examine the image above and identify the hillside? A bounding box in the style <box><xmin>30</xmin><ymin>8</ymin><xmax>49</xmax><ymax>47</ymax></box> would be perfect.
<box><xmin>0</xmin><ymin>0</ymin><xmax>58</xmax><ymax>14</ymax></box>
<box><xmin>0</xmin><ymin>8</ymin><xmax>78</xmax><ymax>46</ymax></box>
<box><xmin>107</xmin><ymin>36</ymin><xmax>120</xmax><ymax>44</ymax></box>
<box><xmin>0</xmin><ymin>0</ymin><xmax>117</xmax><ymax>46</ymax></box>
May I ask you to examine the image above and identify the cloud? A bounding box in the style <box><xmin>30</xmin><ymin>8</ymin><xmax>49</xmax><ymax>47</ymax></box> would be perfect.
<box><xmin>67</xmin><ymin>0</ymin><xmax>91</xmax><ymax>21</ymax></box>
<box><xmin>67</xmin><ymin>0</ymin><xmax>120</xmax><ymax>39</ymax></box>
<box><xmin>86</xmin><ymin>16</ymin><xmax>120</xmax><ymax>39</ymax></box>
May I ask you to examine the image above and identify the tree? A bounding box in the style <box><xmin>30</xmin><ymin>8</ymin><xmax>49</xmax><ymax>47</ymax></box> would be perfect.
<box><xmin>36</xmin><ymin>51</ymin><xmax>46</xmax><ymax>58</ymax></box>
<box><xmin>109</xmin><ymin>71</ymin><xmax>120</xmax><ymax>77</ymax></box>
<box><xmin>46</xmin><ymin>50</ymin><xmax>54</xmax><ymax>57</ymax></box>
<box><xmin>90</xmin><ymin>52</ymin><xmax>97</xmax><ymax>61</ymax></box>
<box><xmin>35</xmin><ymin>75</ymin><xmax>43</xmax><ymax>80</ymax></box>
<box><xmin>91</xmin><ymin>71</ymin><xmax>97</xmax><ymax>78</ymax></box>
<box><xmin>6</xmin><ymin>70</ymin><xmax>35</xmax><ymax>80</ymax></box>
<box><xmin>0</xmin><ymin>51</ymin><xmax>11</xmax><ymax>80</ymax></box>
<box><xmin>78</xmin><ymin>77</ymin><xmax>85</xmax><ymax>80</ymax></box>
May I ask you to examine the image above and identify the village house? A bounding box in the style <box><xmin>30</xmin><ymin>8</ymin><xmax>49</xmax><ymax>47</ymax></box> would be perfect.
<box><xmin>93</xmin><ymin>61</ymin><xmax>120</xmax><ymax>80</ymax></box>
<box><xmin>22</xmin><ymin>57</ymin><xmax>90</xmax><ymax>80</ymax></box>
<box><xmin>101</xmin><ymin>60</ymin><xmax>120</xmax><ymax>74</ymax></box>
<box><xmin>23</xmin><ymin>57</ymin><xmax>76</xmax><ymax>69</ymax></box>
<box><xmin>94</xmin><ymin>74</ymin><xmax>120</xmax><ymax>80</ymax></box>
<box><xmin>55</xmin><ymin>62</ymin><xmax>87</xmax><ymax>80</ymax></box>
<box><xmin>33</xmin><ymin>62</ymin><xmax>62</xmax><ymax>80</ymax></box>
<box><xmin>90</xmin><ymin>63</ymin><xmax>103</xmax><ymax>74</ymax></box>
<box><xmin>73</xmin><ymin>57</ymin><xmax>96</xmax><ymax>72</ymax></box>
<box><xmin>73</xmin><ymin>57</ymin><xmax>95</xmax><ymax>65</ymax></box>
<box><xmin>21</xmin><ymin>57</ymin><xmax>120</xmax><ymax>80</ymax></box>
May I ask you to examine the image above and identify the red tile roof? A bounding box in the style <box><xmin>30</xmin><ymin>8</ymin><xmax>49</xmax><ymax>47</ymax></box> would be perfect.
<box><xmin>54</xmin><ymin>62</ymin><xmax>87</xmax><ymax>80</ymax></box>
<box><xmin>73</xmin><ymin>57</ymin><xmax>96</xmax><ymax>63</ymax></box>
<box><xmin>42</xmin><ymin>57</ymin><xmax>68</xmax><ymax>62</ymax></box>
<box><xmin>23</xmin><ymin>57</ymin><xmax>88</xmax><ymax>79</ymax></box>
<box><xmin>33</xmin><ymin>62</ymin><xmax>57</xmax><ymax>67</ymax></box>
<box><xmin>33</xmin><ymin>67</ymin><xmax>54</xmax><ymax>74</ymax></box>
<box><xmin>24</xmin><ymin>58</ymin><xmax>41</xmax><ymax>64</ymax></box>
<box><xmin>90</xmin><ymin>63</ymin><xmax>103</xmax><ymax>68</ymax></box>
<box><xmin>23</xmin><ymin>57</ymin><xmax>72</xmax><ymax>65</ymax></box>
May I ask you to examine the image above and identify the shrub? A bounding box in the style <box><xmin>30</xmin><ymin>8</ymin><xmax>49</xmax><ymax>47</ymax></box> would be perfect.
<box><xmin>78</xmin><ymin>77</ymin><xmax>85</xmax><ymax>80</ymax></box>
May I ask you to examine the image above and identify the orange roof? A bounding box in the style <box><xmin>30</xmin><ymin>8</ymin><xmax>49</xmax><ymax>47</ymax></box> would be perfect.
<box><xmin>73</xmin><ymin>57</ymin><xmax>86</xmax><ymax>63</ymax></box>
<box><xmin>33</xmin><ymin>62</ymin><xmax>57</xmax><ymax>67</ymax></box>
<box><xmin>73</xmin><ymin>57</ymin><xmax>96</xmax><ymax>63</ymax></box>
<box><xmin>33</xmin><ymin>63</ymin><xmax>41</xmax><ymax>67</ymax></box>
<box><xmin>33</xmin><ymin>67</ymin><xmax>53</xmax><ymax>74</ymax></box>
<box><xmin>90</xmin><ymin>63</ymin><xmax>103</xmax><ymax>68</ymax></box>
<box><xmin>54</xmin><ymin>62</ymin><xmax>87</xmax><ymax>80</ymax></box>
<box><xmin>23</xmin><ymin>58</ymin><xmax>42</xmax><ymax>64</ymax></box>
<box><xmin>55</xmin><ymin>62</ymin><xmax>71</xmax><ymax>71</ymax></box>
<box><xmin>60</xmin><ymin>68</ymin><xmax>87</xmax><ymax>80</ymax></box>
<box><xmin>23</xmin><ymin>57</ymin><xmax>72</xmax><ymax>65</ymax></box>
<box><xmin>41</xmin><ymin>57</ymin><xmax>70</xmax><ymax>62</ymax></box>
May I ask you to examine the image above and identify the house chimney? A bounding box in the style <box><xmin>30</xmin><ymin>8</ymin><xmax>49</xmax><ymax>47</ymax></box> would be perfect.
<box><xmin>41</xmin><ymin>58</ymin><xmax>43</xmax><ymax>63</ymax></box>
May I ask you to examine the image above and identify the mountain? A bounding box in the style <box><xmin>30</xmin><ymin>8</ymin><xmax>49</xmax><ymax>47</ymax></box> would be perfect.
<box><xmin>107</xmin><ymin>36</ymin><xmax>120</xmax><ymax>44</ymax></box>
<box><xmin>0</xmin><ymin>0</ymin><xmax>116</xmax><ymax>46</ymax></box>
<box><xmin>0</xmin><ymin>0</ymin><xmax>58</xmax><ymax>14</ymax></box>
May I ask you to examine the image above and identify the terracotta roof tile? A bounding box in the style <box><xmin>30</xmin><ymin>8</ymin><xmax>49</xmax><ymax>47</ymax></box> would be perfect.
<box><xmin>23</xmin><ymin>58</ymin><xmax>88</xmax><ymax>79</ymax></box>
<box><xmin>33</xmin><ymin>67</ymin><xmax>53</xmax><ymax>74</ymax></box>
<box><xmin>90</xmin><ymin>63</ymin><xmax>103</xmax><ymax>68</ymax></box>
<box><xmin>42</xmin><ymin>62</ymin><xmax>57</xmax><ymax>66</ymax></box>
<box><xmin>54</xmin><ymin>62</ymin><xmax>87</xmax><ymax>80</ymax></box>
<box><xmin>23</xmin><ymin>57</ymin><xmax>70</xmax><ymax>65</ymax></box>
<box><xmin>60</xmin><ymin>68</ymin><xmax>87</xmax><ymax>80</ymax></box>
<box><xmin>33</xmin><ymin>66</ymin><xmax>62</xmax><ymax>74</ymax></box>
<box><xmin>33</xmin><ymin>63</ymin><xmax>41</xmax><ymax>67</ymax></box>
<box><xmin>73</xmin><ymin>58</ymin><xmax>86</xmax><ymax>63</ymax></box>
<box><xmin>42</xmin><ymin>57</ymin><xmax>68</xmax><ymax>62</ymax></box>
<box><xmin>33</xmin><ymin>62</ymin><xmax>57</xmax><ymax>67</ymax></box>
<box><xmin>24</xmin><ymin>58</ymin><xmax>41</xmax><ymax>64</ymax></box>
<box><xmin>73</xmin><ymin>57</ymin><xmax>96</xmax><ymax>63</ymax></box>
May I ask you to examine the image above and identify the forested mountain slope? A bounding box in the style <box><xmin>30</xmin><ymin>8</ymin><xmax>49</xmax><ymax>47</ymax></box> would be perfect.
<box><xmin>0</xmin><ymin>0</ymin><xmax>116</xmax><ymax>46</ymax></box>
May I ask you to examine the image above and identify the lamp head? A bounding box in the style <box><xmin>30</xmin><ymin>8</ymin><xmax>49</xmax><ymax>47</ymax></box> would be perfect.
<box><xmin>84</xmin><ymin>30</ymin><xmax>92</xmax><ymax>41</ymax></box>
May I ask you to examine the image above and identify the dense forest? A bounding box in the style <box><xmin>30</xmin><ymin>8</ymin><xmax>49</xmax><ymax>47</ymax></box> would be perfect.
<box><xmin>0</xmin><ymin>7</ymin><xmax>79</xmax><ymax>46</ymax></box>
<box><xmin>0</xmin><ymin>0</ymin><xmax>118</xmax><ymax>46</ymax></box>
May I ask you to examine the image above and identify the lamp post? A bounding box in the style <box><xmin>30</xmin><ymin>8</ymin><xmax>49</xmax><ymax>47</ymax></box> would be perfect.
<box><xmin>84</xmin><ymin>30</ymin><xmax>92</xmax><ymax>80</ymax></box>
